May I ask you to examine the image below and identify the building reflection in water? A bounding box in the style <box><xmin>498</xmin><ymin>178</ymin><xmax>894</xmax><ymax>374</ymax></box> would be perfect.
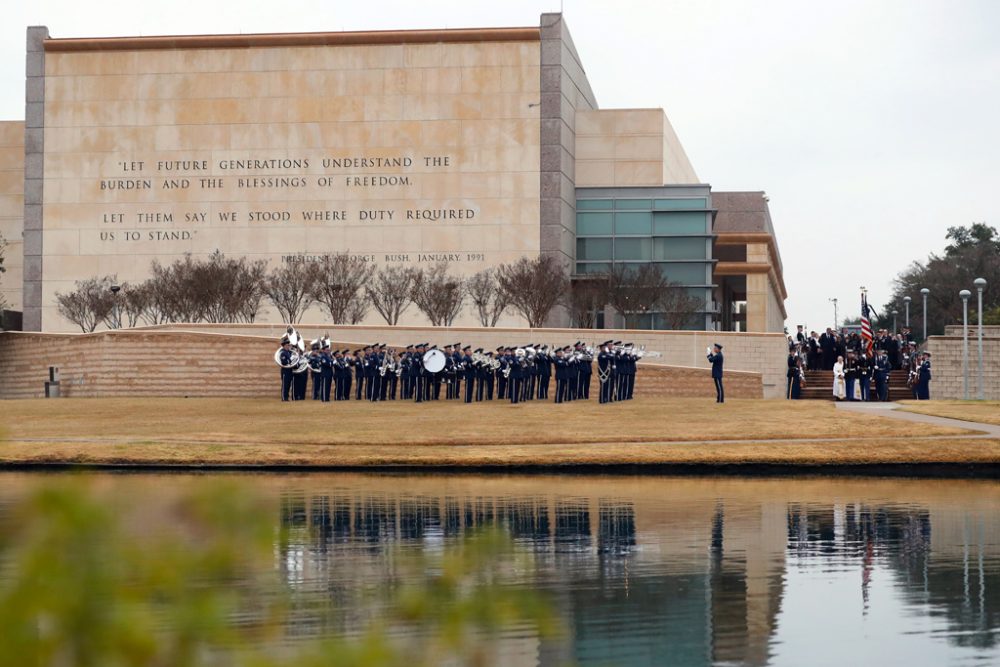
<box><xmin>272</xmin><ymin>476</ymin><xmax>1000</xmax><ymax>665</ymax></box>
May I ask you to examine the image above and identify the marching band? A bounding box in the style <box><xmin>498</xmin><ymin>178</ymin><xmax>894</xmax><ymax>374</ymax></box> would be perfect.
<box><xmin>275</xmin><ymin>328</ymin><xmax>645</xmax><ymax>405</ymax></box>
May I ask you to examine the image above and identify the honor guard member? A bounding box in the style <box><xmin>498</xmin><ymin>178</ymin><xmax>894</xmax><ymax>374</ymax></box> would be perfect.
<box><xmin>858</xmin><ymin>351</ymin><xmax>872</xmax><ymax>402</ymax></box>
<box><xmin>597</xmin><ymin>341</ymin><xmax>614</xmax><ymax>404</ymax></box>
<box><xmin>873</xmin><ymin>349</ymin><xmax>892</xmax><ymax>402</ymax></box>
<box><xmin>844</xmin><ymin>350</ymin><xmax>859</xmax><ymax>401</ymax></box>
<box><xmin>916</xmin><ymin>351</ymin><xmax>932</xmax><ymax>400</ymax></box>
<box><xmin>708</xmin><ymin>343</ymin><xmax>725</xmax><ymax>403</ymax></box>
<box><xmin>786</xmin><ymin>344</ymin><xmax>798</xmax><ymax>399</ymax></box>
<box><xmin>278</xmin><ymin>336</ymin><xmax>294</xmax><ymax>401</ymax></box>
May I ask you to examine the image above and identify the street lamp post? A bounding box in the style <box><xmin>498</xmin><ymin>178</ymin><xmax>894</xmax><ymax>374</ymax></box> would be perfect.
<box><xmin>829</xmin><ymin>297</ymin><xmax>838</xmax><ymax>331</ymax></box>
<box><xmin>921</xmin><ymin>288</ymin><xmax>930</xmax><ymax>341</ymax></box>
<box><xmin>960</xmin><ymin>289</ymin><xmax>971</xmax><ymax>400</ymax></box>
<box><xmin>892</xmin><ymin>310</ymin><xmax>898</xmax><ymax>335</ymax></box>
<box><xmin>110</xmin><ymin>283</ymin><xmax>121</xmax><ymax>329</ymax></box>
<box><xmin>974</xmin><ymin>278</ymin><xmax>987</xmax><ymax>400</ymax></box>
<box><xmin>903</xmin><ymin>296</ymin><xmax>911</xmax><ymax>329</ymax></box>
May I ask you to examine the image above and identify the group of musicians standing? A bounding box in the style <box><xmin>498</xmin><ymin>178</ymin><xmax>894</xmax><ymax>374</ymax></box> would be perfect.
<box><xmin>277</xmin><ymin>334</ymin><xmax>643</xmax><ymax>405</ymax></box>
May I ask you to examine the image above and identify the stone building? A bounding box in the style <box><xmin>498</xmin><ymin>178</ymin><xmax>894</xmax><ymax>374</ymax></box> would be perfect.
<box><xmin>1</xmin><ymin>13</ymin><xmax>786</xmax><ymax>333</ymax></box>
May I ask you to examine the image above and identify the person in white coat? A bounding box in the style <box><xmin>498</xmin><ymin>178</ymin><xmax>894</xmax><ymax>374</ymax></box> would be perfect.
<box><xmin>832</xmin><ymin>355</ymin><xmax>847</xmax><ymax>401</ymax></box>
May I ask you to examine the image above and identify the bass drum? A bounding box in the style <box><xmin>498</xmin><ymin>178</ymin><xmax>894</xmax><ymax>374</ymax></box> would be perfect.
<box><xmin>422</xmin><ymin>349</ymin><xmax>447</xmax><ymax>373</ymax></box>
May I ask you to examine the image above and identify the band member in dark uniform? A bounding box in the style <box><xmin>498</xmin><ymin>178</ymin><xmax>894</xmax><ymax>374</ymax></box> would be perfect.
<box><xmin>278</xmin><ymin>336</ymin><xmax>294</xmax><ymax>402</ymax></box>
<box><xmin>496</xmin><ymin>347</ymin><xmax>508</xmax><ymax>400</ymax></box>
<box><xmin>536</xmin><ymin>347</ymin><xmax>551</xmax><ymax>399</ymax></box>
<box><xmin>354</xmin><ymin>349</ymin><xmax>365</xmax><ymax>401</ymax></box>
<box><xmin>708</xmin><ymin>343</ymin><xmax>724</xmax><ymax>403</ymax></box>
<box><xmin>462</xmin><ymin>346</ymin><xmax>476</xmax><ymax>403</ymax></box>
<box><xmin>578</xmin><ymin>344</ymin><xmax>593</xmax><ymax>400</ymax></box>
<box><xmin>553</xmin><ymin>347</ymin><xmax>568</xmax><ymax>404</ymax></box>
<box><xmin>508</xmin><ymin>349</ymin><xmax>523</xmax><ymax>405</ymax></box>
<box><xmin>292</xmin><ymin>352</ymin><xmax>308</xmax><ymax>401</ymax></box>
<box><xmin>320</xmin><ymin>341</ymin><xmax>334</xmax><ymax>402</ymax></box>
<box><xmin>916</xmin><ymin>352</ymin><xmax>932</xmax><ymax>400</ymax></box>
<box><xmin>598</xmin><ymin>341</ymin><xmax>614</xmax><ymax>404</ymax></box>
<box><xmin>309</xmin><ymin>342</ymin><xmax>324</xmax><ymax>401</ymax></box>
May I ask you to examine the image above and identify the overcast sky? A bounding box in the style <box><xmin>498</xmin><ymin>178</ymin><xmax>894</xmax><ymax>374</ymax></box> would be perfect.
<box><xmin>3</xmin><ymin>0</ymin><xmax>998</xmax><ymax>331</ymax></box>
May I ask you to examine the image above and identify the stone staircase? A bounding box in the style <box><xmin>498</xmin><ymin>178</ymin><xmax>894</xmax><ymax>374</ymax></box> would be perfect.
<box><xmin>797</xmin><ymin>369</ymin><xmax>913</xmax><ymax>401</ymax></box>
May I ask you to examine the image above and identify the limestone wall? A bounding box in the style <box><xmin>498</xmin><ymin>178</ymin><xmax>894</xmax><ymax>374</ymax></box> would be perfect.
<box><xmin>0</xmin><ymin>329</ymin><xmax>761</xmax><ymax>400</ymax></box>
<box><xmin>927</xmin><ymin>329</ymin><xmax>1000</xmax><ymax>400</ymax></box>
<box><xmin>0</xmin><ymin>121</ymin><xmax>23</xmax><ymax>313</ymax></box>
<box><xmin>574</xmin><ymin>109</ymin><xmax>699</xmax><ymax>187</ymax></box>
<box><xmin>131</xmin><ymin>323</ymin><xmax>787</xmax><ymax>397</ymax></box>
<box><xmin>38</xmin><ymin>35</ymin><xmax>542</xmax><ymax>331</ymax></box>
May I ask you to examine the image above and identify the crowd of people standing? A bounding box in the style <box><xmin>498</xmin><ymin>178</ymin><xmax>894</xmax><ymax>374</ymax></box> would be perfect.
<box><xmin>785</xmin><ymin>325</ymin><xmax>932</xmax><ymax>401</ymax></box>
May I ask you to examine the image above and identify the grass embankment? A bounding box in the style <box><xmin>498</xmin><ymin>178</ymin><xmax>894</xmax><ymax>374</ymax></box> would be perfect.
<box><xmin>898</xmin><ymin>400</ymin><xmax>1000</xmax><ymax>426</ymax></box>
<box><xmin>0</xmin><ymin>397</ymin><xmax>994</xmax><ymax>467</ymax></box>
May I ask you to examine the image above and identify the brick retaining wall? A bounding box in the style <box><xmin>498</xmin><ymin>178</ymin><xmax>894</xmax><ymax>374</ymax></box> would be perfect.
<box><xmin>927</xmin><ymin>333</ymin><xmax>1000</xmax><ymax>400</ymax></box>
<box><xmin>0</xmin><ymin>330</ymin><xmax>762</xmax><ymax>400</ymax></box>
<box><xmin>132</xmin><ymin>323</ymin><xmax>787</xmax><ymax>397</ymax></box>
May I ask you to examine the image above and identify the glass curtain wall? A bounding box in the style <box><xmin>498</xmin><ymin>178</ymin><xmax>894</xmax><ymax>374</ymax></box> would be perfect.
<box><xmin>575</xmin><ymin>197</ymin><xmax>715</xmax><ymax>330</ymax></box>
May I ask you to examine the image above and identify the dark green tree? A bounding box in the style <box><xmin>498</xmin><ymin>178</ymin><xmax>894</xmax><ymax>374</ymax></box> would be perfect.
<box><xmin>883</xmin><ymin>223</ymin><xmax>999</xmax><ymax>339</ymax></box>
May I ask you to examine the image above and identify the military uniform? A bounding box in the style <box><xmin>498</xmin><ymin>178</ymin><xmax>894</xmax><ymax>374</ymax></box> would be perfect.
<box><xmin>916</xmin><ymin>354</ymin><xmax>932</xmax><ymax>400</ymax></box>
<box><xmin>597</xmin><ymin>342</ymin><xmax>614</xmax><ymax>404</ymax></box>
<box><xmin>553</xmin><ymin>350</ymin><xmax>569</xmax><ymax>403</ymax></box>
<box><xmin>708</xmin><ymin>344</ymin><xmax>724</xmax><ymax>403</ymax></box>
<box><xmin>278</xmin><ymin>339</ymin><xmax>294</xmax><ymax>401</ymax></box>
<box><xmin>873</xmin><ymin>352</ymin><xmax>891</xmax><ymax>402</ymax></box>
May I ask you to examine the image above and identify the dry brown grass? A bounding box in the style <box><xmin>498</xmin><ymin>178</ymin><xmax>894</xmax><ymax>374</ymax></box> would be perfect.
<box><xmin>898</xmin><ymin>400</ymin><xmax>1000</xmax><ymax>426</ymax></box>
<box><xmin>0</xmin><ymin>396</ymin><xmax>992</xmax><ymax>467</ymax></box>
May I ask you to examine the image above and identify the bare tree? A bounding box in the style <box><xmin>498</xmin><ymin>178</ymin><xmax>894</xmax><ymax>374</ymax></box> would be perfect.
<box><xmin>367</xmin><ymin>265</ymin><xmax>416</xmax><ymax>325</ymax></box>
<box><xmin>56</xmin><ymin>276</ymin><xmax>116</xmax><ymax>332</ymax></box>
<box><xmin>606</xmin><ymin>264</ymin><xmax>702</xmax><ymax>329</ymax></box>
<box><xmin>411</xmin><ymin>262</ymin><xmax>465</xmax><ymax>326</ymax></box>
<box><xmin>233</xmin><ymin>258</ymin><xmax>268</xmax><ymax>323</ymax></box>
<box><xmin>147</xmin><ymin>255</ymin><xmax>204</xmax><ymax>322</ymax></box>
<box><xmin>567</xmin><ymin>276</ymin><xmax>609</xmax><ymax>329</ymax></box>
<box><xmin>495</xmin><ymin>256</ymin><xmax>568</xmax><ymax>328</ymax></box>
<box><xmin>659</xmin><ymin>284</ymin><xmax>704</xmax><ymax>330</ymax></box>
<box><xmin>606</xmin><ymin>263</ymin><xmax>669</xmax><ymax>328</ymax></box>
<box><xmin>310</xmin><ymin>253</ymin><xmax>374</xmax><ymax>325</ymax></box>
<box><xmin>466</xmin><ymin>268</ymin><xmax>507</xmax><ymax>327</ymax></box>
<box><xmin>119</xmin><ymin>282</ymin><xmax>150</xmax><ymax>328</ymax></box>
<box><xmin>265</xmin><ymin>260</ymin><xmax>319</xmax><ymax>324</ymax></box>
<box><xmin>344</xmin><ymin>294</ymin><xmax>369</xmax><ymax>324</ymax></box>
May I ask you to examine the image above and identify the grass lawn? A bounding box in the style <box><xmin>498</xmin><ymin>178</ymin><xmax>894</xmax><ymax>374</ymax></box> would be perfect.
<box><xmin>0</xmin><ymin>396</ymin><xmax>994</xmax><ymax>467</ymax></box>
<box><xmin>898</xmin><ymin>400</ymin><xmax>1000</xmax><ymax>426</ymax></box>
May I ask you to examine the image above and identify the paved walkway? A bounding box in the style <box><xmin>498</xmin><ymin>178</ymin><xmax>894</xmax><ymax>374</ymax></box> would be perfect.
<box><xmin>836</xmin><ymin>402</ymin><xmax>1000</xmax><ymax>438</ymax></box>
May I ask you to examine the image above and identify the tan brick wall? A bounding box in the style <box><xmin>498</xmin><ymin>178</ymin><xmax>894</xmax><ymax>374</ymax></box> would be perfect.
<box><xmin>0</xmin><ymin>121</ymin><xmax>23</xmax><ymax>313</ymax></box>
<box><xmin>131</xmin><ymin>323</ymin><xmax>786</xmax><ymax>397</ymax></box>
<box><xmin>0</xmin><ymin>329</ymin><xmax>761</xmax><ymax>400</ymax></box>
<box><xmin>926</xmin><ymin>334</ymin><xmax>1000</xmax><ymax>400</ymax></box>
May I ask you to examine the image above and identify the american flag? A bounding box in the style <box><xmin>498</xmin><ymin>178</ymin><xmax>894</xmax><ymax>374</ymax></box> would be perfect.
<box><xmin>861</xmin><ymin>293</ymin><xmax>874</xmax><ymax>356</ymax></box>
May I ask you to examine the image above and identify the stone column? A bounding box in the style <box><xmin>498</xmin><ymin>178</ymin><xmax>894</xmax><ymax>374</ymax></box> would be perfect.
<box><xmin>23</xmin><ymin>26</ymin><xmax>48</xmax><ymax>332</ymax></box>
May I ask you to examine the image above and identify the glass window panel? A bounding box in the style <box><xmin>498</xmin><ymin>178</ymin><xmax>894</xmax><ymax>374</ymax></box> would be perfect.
<box><xmin>614</xmin><ymin>212</ymin><xmax>652</xmax><ymax>235</ymax></box>
<box><xmin>577</xmin><ymin>238</ymin><xmax>612</xmax><ymax>261</ymax></box>
<box><xmin>653</xmin><ymin>198</ymin><xmax>707</xmax><ymax>210</ymax></box>
<box><xmin>614</xmin><ymin>199</ymin><xmax>652</xmax><ymax>210</ymax></box>
<box><xmin>656</xmin><ymin>262</ymin><xmax>708</xmax><ymax>284</ymax></box>
<box><xmin>653</xmin><ymin>212</ymin><xmax>708</xmax><ymax>235</ymax></box>
<box><xmin>576</xmin><ymin>212</ymin><xmax>613</xmax><ymax>236</ymax></box>
<box><xmin>576</xmin><ymin>199</ymin><xmax>613</xmax><ymax>210</ymax></box>
<box><xmin>576</xmin><ymin>262</ymin><xmax>612</xmax><ymax>275</ymax></box>
<box><xmin>652</xmin><ymin>237</ymin><xmax>708</xmax><ymax>260</ymax></box>
<box><xmin>614</xmin><ymin>238</ymin><xmax>652</xmax><ymax>260</ymax></box>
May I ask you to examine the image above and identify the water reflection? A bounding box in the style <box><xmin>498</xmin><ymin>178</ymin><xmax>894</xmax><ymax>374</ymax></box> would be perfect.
<box><xmin>264</xmin><ymin>475</ymin><xmax>1000</xmax><ymax>667</ymax></box>
<box><xmin>2</xmin><ymin>473</ymin><xmax>999</xmax><ymax>666</ymax></box>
